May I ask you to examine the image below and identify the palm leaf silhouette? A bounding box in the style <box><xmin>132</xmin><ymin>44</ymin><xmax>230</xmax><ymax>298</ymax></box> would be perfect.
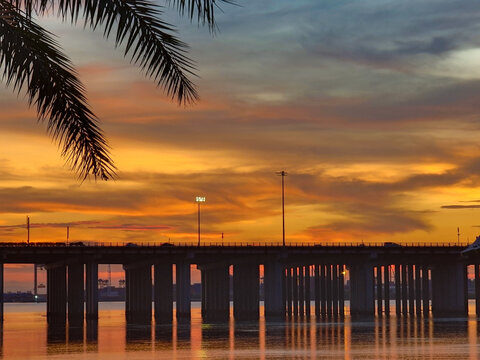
<box><xmin>0</xmin><ymin>0</ymin><xmax>231</xmax><ymax>180</ymax></box>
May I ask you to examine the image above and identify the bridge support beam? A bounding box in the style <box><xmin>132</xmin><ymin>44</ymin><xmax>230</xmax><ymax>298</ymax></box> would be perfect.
<box><xmin>68</xmin><ymin>264</ymin><xmax>84</xmax><ymax>325</ymax></box>
<box><xmin>233</xmin><ymin>264</ymin><xmax>259</xmax><ymax>321</ymax></box>
<box><xmin>376</xmin><ymin>266</ymin><xmax>382</xmax><ymax>317</ymax></box>
<box><xmin>85</xmin><ymin>263</ymin><xmax>98</xmax><ymax>320</ymax></box>
<box><xmin>125</xmin><ymin>264</ymin><xmax>152</xmax><ymax>323</ymax></box>
<box><xmin>176</xmin><ymin>262</ymin><xmax>191</xmax><ymax>320</ymax></box>
<box><xmin>415</xmin><ymin>265</ymin><xmax>422</xmax><ymax>316</ymax></box>
<box><xmin>47</xmin><ymin>265</ymin><xmax>67</xmax><ymax>324</ymax></box>
<box><xmin>320</xmin><ymin>265</ymin><xmax>326</xmax><ymax>317</ymax></box>
<box><xmin>349</xmin><ymin>263</ymin><xmax>374</xmax><ymax>317</ymax></box>
<box><xmin>401</xmin><ymin>265</ymin><xmax>408</xmax><ymax>316</ymax></box>
<box><xmin>202</xmin><ymin>265</ymin><xmax>230</xmax><ymax>322</ymax></box>
<box><xmin>326</xmin><ymin>265</ymin><xmax>332</xmax><ymax>317</ymax></box>
<box><xmin>314</xmin><ymin>265</ymin><xmax>320</xmax><ymax>317</ymax></box>
<box><xmin>154</xmin><ymin>263</ymin><xmax>173</xmax><ymax>323</ymax></box>
<box><xmin>264</xmin><ymin>261</ymin><xmax>285</xmax><ymax>320</ymax></box>
<box><xmin>431</xmin><ymin>263</ymin><xmax>468</xmax><ymax>317</ymax></box>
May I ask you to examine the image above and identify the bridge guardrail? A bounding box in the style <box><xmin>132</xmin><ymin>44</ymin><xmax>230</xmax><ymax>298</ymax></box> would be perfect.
<box><xmin>0</xmin><ymin>241</ymin><xmax>471</xmax><ymax>247</ymax></box>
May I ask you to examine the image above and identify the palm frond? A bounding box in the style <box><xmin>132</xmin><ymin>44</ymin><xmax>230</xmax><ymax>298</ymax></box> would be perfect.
<box><xmin>0</xmin><ymin>2</ymin><xmax>116</xmax><ymax>180</ymax></box>
<box><xmin>7</xmin><ymin>0</ymin><xmax>199</xmax><ymax>104</ymax></box>
<box><xmin>166</xmin><ymin>0</ymin><xmax>234</xmax><ymax>29</ymax></box>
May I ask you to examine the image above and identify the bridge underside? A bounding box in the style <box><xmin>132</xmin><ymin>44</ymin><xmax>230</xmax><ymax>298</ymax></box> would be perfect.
<box><xmin>0</xmin><ymin>244</ymin><xmax>475</xmax><ymax>326</ymax></box>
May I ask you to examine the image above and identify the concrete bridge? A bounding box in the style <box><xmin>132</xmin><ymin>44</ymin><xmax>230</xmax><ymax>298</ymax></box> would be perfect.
<box><xmin>0</xmin><ymin>242</ymin><xmax>477</xmax><ymax>324</ymax></box>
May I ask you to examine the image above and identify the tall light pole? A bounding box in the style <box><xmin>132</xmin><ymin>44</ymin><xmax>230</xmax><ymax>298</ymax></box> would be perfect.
<box><xmin>196</xmin><ymin>196</ymin><xmax>206</xmax><ymax>246</ymax></box>
<box><xmin>26</xmin><ymin>215</ymin><xmax>30</xmax><ymax>244</ymax></box>
<box><xmin>276</xmin><ymin>171</ymin><xmax>287</xmax><ymax>246</ymax></box>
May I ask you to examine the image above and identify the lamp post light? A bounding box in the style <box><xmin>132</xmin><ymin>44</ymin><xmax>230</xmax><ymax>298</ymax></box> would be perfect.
<box><xmin>196</xmin><ymin>196</ymin><xmax>206</xmax><ymax>246</ymax></box>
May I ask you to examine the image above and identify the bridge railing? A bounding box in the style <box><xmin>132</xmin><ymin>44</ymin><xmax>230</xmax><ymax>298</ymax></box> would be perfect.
<box><xmin>0</xmin><ymin>241</ymin><xmax>471</xmax><ymax>247</ymax></box>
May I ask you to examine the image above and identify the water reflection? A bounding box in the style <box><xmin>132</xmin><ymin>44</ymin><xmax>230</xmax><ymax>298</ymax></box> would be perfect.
<box><xmin>2</xmin><ymin>304</ymin><xmax>480</xmax><ymax>359</ymax></box>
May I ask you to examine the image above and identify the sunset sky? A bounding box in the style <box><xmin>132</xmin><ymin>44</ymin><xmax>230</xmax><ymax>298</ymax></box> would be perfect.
<box><xmin>2</xmin><ymin>0</ymin><xmax>480</xmax><ymax>289</ymax></box>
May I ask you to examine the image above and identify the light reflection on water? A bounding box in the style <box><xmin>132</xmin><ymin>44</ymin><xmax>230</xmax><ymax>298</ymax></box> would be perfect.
<box><xmin>0</xmin><ymin>301</ymin><xmax>479</xmax><ymax>359</ymax></box>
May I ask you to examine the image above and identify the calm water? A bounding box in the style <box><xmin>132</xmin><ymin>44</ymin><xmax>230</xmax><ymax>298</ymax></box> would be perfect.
<box><xmin>1</xmin><ymin>301</ymin><xmax>480</xmax><ymax>359</ymax></box>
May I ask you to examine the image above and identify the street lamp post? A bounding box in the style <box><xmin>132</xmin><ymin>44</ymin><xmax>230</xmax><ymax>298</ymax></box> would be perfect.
<box><xmin>196</xmin><ymin>196</ymin><xmax>206</xmax><ymax>246</ymax></box>
<box><xmin>276</xmin><ymin>171</ymin><xmax>288</xmax><ymax>247</ymax></box>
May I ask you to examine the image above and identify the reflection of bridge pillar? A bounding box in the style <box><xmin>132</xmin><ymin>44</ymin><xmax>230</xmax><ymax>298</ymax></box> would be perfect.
<box><xmin>233</xmin><ymin>264</ymin><xmax>259</xmax><ymax>321</ymax></box>
<box><xmin>176</xmin><ymin>262</ymin><xmax>191</xmax><ymax>319</ymax></box>
<box><xmin>264</xmin><ymin>261</ymin><xmax>285</xmax><ymax>320</ymax></box>
<box><xmin>431</xmin><ymin>263</ymin><xmax>468</xmax><ymax>317</ymax></box>
<box><xmin>68</xmin><ymin>264</ymin><xmax>84</xmax><ymax>325</ymax></box>
<box><xmin>202</xmin><ymin>265</ymin><xmax>229</xmax><ymax>322</ymax></box>
<box><xmin>349</xmin><ymin>263</ymin><xmax>374</xmax><ymax>317</ymax></box>
<box><xmin>86</xmin><ymin>263</ymin><xmax>98</xmax><ymax>320</ymax></box>
<box><xmin>125</xmin><ymin>264</ymin><xmax>152</xmax><ymax>323</ymax></box>
<box><xmin>47</xmin><ymin>265</ymin><xmax>67</xmax><ymax>324</ymax></box>
<box><xmin>154</xmin><ymin>263</ymin><xmax>173</xmax><ymax>323</ymax></box>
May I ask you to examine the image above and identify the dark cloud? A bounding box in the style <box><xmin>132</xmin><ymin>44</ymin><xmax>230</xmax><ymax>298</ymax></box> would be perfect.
<box><xmin>441</xmin><ymin>205</ymin><xmax>480</xmax><ymax>209</ymax></box>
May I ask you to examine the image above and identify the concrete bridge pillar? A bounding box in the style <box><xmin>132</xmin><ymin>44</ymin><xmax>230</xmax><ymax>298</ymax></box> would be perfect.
<box><xmin>233</xmin><ymin>263</ymin><xmax>259</xmax><ymax>321</ymax></box>
<box><xmin>67</xmin><ymin>264</ymin><xmax>84</xmax><ymax>325</ymax></box>
<box><xmin>326</xmin><ymin>265</ymin><xmax>332</xmax><ymax>317</ymax></box>
<box><xmin>85</xmin><ymin>263</ymin><xmax>98</xmax><ymax>320</ymax></box>
<box><xmin>125</xmin><ymin>264</ymin><xmax>152</xmax><ymax>323</ymax></box>
<box><xmin>320</xmin><ymin>265</ymin><xmax>327</xmax><ymax>317</ymax></box>
<box><xmin>47</xmin><ymin>265</ymin><xmax>67</xmax><ymax>324</ymax></box>
<box><xmin>314</xmin><ymin>265</ymin><xmax>320</xmax><ymax>317</ymax></box>
<box><xmin>475</xmin><ymin>265</ymin><xmax>480</xmax><ymax>317</ymax></box>
<box><xmin>349</xmin><ymin>263</ymin><xmax>374</xmax><ymax>317</ymax></box>
<box><xmin>332</xmin><ymin>265</ymin><xmax>339</xmax><ymax>317</ymax></box>
<box><xmin>401</xmin><ymin>264</ymin><xmax>408</xmax><ymax>315</ymax></box>
<box><xmin>384</xmin><ymin>265</ymin><xmax>390</xmax><ymax>316</ymax></box>
<box><xmin>176</xmin><ymin>262</ymin><xmax>191</xmax><ymax>319</ymax></box>
<box><xmin>422</xmin><ymin>266</ymin><xmax>430</xmax><ymax>316</ymax></box>
<box><xmin>339</xmin><ymin>264</ymin><xmax>345</xmax><ymax>317</ymax></box>
<box><xmin>395</xmin><ymin>264</ymin><xmax>401</xmax><ymax>315</ymax></box>
<box><xmin>376</xmin><ymin>266</ymin><xmax>383</xmax><ymax>317</ymax></box>
<box><xmin>201</xmin><ymin>265</ymin><xmax>230</xmax><ymax>322</ymax></box>
<box><xmin>415</xmin><ymin>265</ymin><xmax>422</xmax><ymax>316</ymax></box>
<box><xmin>299</xmin><ymin>266</ymin><xmax>305</xmax><ymax>317</ymax></box>
<box><xmin>305</xmin><ymin>265</ymin><xmax>311</xmax><ymax>318</ymax></box>
<box><xmin>431</xmin><ymin>263</ymin><xmax>468</xmax><ymax>317</ymax></box>
<box><xmin>408</xmin><ymin>264</ymin><xmax>415</xmax><ymax>315</ymax></box>
<box><xmin>292</xmin><ymin>267</ymin><xmax>299</xmax><ymax>317</ymax></box>
<box><xmin>154</xmin><ymin>263</ymin><xmax>173</xmax><ymax>323</ymax></box>
<box><xmin>264</xmin><ymin>261</ymin><xmax>285</xmax><ymax>320</ymax></box>
<box><xmin>0</xmin><ymin>263</ymin><xmax>3</xmax><ymax>322</ymax></box>
<box><xmin>286</xmin><ymin>267</ymin><xmax>293</xmax><ymax>317</ymax></box>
